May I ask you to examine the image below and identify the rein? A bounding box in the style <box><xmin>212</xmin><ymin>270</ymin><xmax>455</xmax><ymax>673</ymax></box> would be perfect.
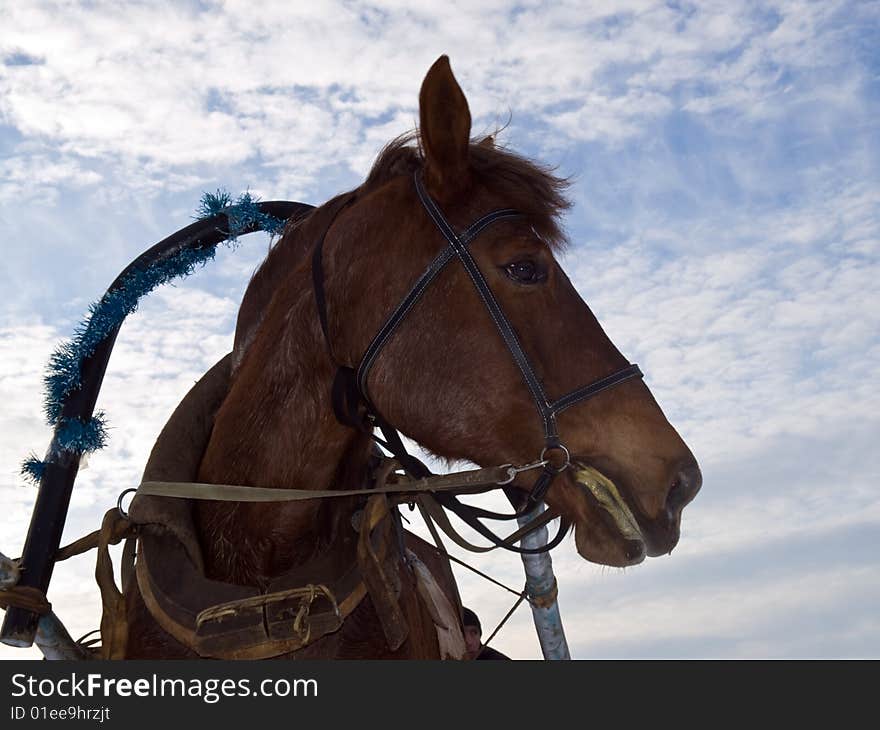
<box><xmin>127</xmin><ymin>456</ymin><xmax>567</xmax><ymax>555</ymax></box>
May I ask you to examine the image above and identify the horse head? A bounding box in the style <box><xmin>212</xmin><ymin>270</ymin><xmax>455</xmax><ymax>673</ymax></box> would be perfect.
<box><xmin>315</xmin><ymin>56</ymin><xmax>701</xmax><ymax>568</ymax></box>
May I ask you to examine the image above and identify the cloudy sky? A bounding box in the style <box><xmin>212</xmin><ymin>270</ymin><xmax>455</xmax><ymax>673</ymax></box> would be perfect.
<box><xmin>1</xmin><ymin>0</ymin><xmax>878</xmax><ymax>660</ymax></box>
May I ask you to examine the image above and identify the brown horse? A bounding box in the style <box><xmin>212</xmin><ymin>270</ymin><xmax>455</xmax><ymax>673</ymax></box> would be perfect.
<box><xmin>121</xmin><ymin>56</ymin><xmax>701</xmax><ymax>659</ymax></box>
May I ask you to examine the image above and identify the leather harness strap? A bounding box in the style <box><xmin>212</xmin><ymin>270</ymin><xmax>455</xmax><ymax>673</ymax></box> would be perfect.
<box><xmin>416</xmin><ymin>495</ymin><xmax>564</xmax><ymax>554</ymax></box>
<box><xmin>128</xmin><ymin>456</ymin><xmax>569</xmax><ymax>560</ymax></box>
<box><xmin>96</xmin><ymin>509</ymin><xmax>137</xmax><ymax>659</ymax></box>
<box><xmin>132</xmin><ymin>462</ymin><xmax>514</xmax><ymax>503</ymax></box>
<box><xmin>134</xmin><ymin>537</ymin><xmax>365</xmax><ymax>660</ymax></box>
<box><xmin>0</xmin><ymin>586</ymin><xmax>52</xmax><ymax>615</ymax></box>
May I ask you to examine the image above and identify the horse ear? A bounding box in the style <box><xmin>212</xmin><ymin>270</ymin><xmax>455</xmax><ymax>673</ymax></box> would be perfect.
<box><xmin>478</xmin><ymin>135</ymin><xmax>494</xmax><ymax>148</ymax></box>
<box><xmin>419</xmin><ymin>55</ymin><xmax>471</xmax><ymax>201</ymax></box>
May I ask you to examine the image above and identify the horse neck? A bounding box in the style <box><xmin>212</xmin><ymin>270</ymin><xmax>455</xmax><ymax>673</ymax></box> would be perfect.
<box><xmin>233</xmin><ymin>193</ymin><xmax>354</xmax><ymax>369</ymax></box>
<box><xmin>194</xmin><ymin>263</ymin><xmax>372</xmax><ymax>586</ymax></box>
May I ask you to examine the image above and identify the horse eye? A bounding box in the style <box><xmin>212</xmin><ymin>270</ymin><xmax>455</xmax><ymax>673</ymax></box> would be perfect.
<box><xmin>505</xmin><ymin>260</ymin><xmax>542</xmax><ymax>284</ymax></box>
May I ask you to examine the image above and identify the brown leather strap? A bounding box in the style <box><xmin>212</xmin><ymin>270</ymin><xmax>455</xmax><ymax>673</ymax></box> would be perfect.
<box><xmin>120</xmin><ymin>537</ymin><xmax>136</xmax><ymax>596</ymax></box>
<box><xmin>417</xmin><ymin>494</ymin><xmax>561</xmax><ymax>554</ymax></box>
<box><xmin>7</xmin><ymin>524</ymin><xmax>122</xmax><ymax>574</ymax></box>
<box><xmin>0</xmin><ymin>586</ymin><xmax>51</xmax><ymax>615</ymax></box>
<box><xmin>137</xmin><ymin>550</ymin><xmax>365</xmax><ymax>659</ymax></box>
<box><xmin>55</xmin><ymin>530</ymin><xmax>103</xmax><ymax>562</ymax></box>
<box><xmin>417</xmin><ymin>495</ymin><xmax>495</xmax><ymax>554</ymax></box>
<box><xmin>95</xmin><ymin>508</ymin><xmax>139</xmax><ymax>660</ymax></box>
<box><xmin>356</xmin><ymin>494</ymin><xmax>408</xmax><ymax>651</ymax></box>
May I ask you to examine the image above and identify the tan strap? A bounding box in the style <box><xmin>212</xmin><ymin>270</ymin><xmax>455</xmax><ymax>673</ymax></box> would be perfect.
<box><xmin>135</xmin><ymin>463</ymin><xmax>511</xmax><ymax>503</ymax></box>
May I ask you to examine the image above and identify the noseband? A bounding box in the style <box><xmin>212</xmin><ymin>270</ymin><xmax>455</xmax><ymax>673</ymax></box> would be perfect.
<box><xmin>313</xmin><ymin>171</ymin><xmax>643</xmax><ymax>553</ymax></box>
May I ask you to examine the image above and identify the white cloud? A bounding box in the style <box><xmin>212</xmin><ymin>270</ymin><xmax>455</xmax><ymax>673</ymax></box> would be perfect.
<box><xmin>2</xmin><ymin>1</ymin><xmax>870</xmax><ymax>198</ymax></box>
<box><xmin>562</xmin><ymin>560</ymin><xmax>880</xmax><ymax>658</ymax></box>
<box><xmin>0</xmin><ymin>150</ymin><xmax>103</xmax><ymax>203</ymax></box>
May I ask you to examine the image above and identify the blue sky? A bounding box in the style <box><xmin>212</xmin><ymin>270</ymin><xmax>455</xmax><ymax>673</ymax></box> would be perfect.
<box><xmin>1</xmin><ymin>0</ymin><xmax>878</xmax><ymax>659</ymax></box>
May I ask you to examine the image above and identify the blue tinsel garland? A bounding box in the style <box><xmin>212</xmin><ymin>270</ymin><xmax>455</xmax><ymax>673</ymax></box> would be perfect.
<box><xmin>21</xmin><ymin>190</ymin><xmax>285</xmax><ymax>483</ymax></box>
<box><xmin>198</xmin><ymin>189</ymin><xmax>286</xmax><ymax>239</ymax></box>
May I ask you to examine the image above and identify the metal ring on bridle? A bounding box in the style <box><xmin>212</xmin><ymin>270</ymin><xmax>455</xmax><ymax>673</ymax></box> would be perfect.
<box><xmin>116</xmin><ymin>488</ymin><xmax>138</xmax><ymax>520</ymax></box>
<box><xmin>540</xmin><ymin>444</ymin><xmax>570</xmax><ymax>473</ymax></box>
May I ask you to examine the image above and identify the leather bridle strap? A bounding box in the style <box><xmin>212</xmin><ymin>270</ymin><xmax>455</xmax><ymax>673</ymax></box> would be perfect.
<box><xmin>355</xmin><ymin>206</ymin><xmax>522</xmax><ymax>406</ymax></box>
<box><xmin>407</xmin><ymin>171</ymin><xmax>644</xmax><ymax>448</ymax></box>
<box><xmin>410</xmin><ymin>174</ymin><xmax>559</xmax><ymax>442</ymax></box>
<box><xmin>310</xmin><ymin>170</ymin><xmax>644</xmax><ymax>552</ymax></box>
<box><xmin>549</xmin><ymin>365</ymin><xmax>645</xmax><ymax>415</ymax></box>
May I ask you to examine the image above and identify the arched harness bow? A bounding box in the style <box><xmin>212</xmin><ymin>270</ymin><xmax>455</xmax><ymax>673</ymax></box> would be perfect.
<box><xmin>312</xmin><ymin>171</ymin><xmax>643</xmax><ymax>554</ymax></box>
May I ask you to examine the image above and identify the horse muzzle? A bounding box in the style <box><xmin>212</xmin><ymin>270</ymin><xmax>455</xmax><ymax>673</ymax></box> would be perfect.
<box><xmin>636</xmin><ymin>459</ymin><xmax>702</xmax><ymax>557</ymax></box>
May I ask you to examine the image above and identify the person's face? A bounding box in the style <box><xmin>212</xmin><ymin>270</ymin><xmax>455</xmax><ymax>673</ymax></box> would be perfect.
<box><xmin>464</xmin><ymin>625</ymin><xmax>482</xmax><ymax>659</ymax></box>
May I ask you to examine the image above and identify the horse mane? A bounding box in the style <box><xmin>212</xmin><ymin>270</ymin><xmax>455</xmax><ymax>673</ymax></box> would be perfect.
<box><xmin>363</xmin><ymin>131</ymin><xmax>571</xmax><ymax>250</ymax></box>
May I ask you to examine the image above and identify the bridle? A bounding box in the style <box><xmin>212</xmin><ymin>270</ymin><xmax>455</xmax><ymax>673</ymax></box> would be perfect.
<box><xmin>312</xmin><ymin>170</ymin><xmax>643</xmax><ymax>553</ymax></box>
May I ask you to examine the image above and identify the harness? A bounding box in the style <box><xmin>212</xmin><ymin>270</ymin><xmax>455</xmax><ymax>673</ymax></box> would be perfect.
<box><xmin>108</xmin><ymin>169</ymin><xmax>646</xmax><ymax>656</ymax></box>
<box><xmin>3</xmin><ymin>169</ymin><xmax>645</xmax><ymax>658</ymax></box>
<box><xmin>312</xmin><ymin>171</ymin><xmax>643</xmax><ymax>553</ymax></box>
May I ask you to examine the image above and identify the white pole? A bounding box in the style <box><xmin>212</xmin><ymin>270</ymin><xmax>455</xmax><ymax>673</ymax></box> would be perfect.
<box><xmin>517</xmin><ymin>503</ymin><xmax>571</xmax><ymax>660</ymax></box>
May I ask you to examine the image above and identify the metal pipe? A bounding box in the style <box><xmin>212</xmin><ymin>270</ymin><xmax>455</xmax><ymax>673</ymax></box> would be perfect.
<box><xmin>517</xmin><ymin>503</ymin><xmax>571</xmax><ymax>660</ymax></box>
<box><xmin>35</xmin><ymin>612</ymin><xmax>92</xmax><ymax>660</ymax></box>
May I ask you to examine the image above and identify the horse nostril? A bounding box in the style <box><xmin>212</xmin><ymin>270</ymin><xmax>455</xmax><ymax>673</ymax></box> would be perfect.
<box><xmin>666</xmin><ymin>462</ymin><xmax>702</xmax><ymax>516</ymax></box>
